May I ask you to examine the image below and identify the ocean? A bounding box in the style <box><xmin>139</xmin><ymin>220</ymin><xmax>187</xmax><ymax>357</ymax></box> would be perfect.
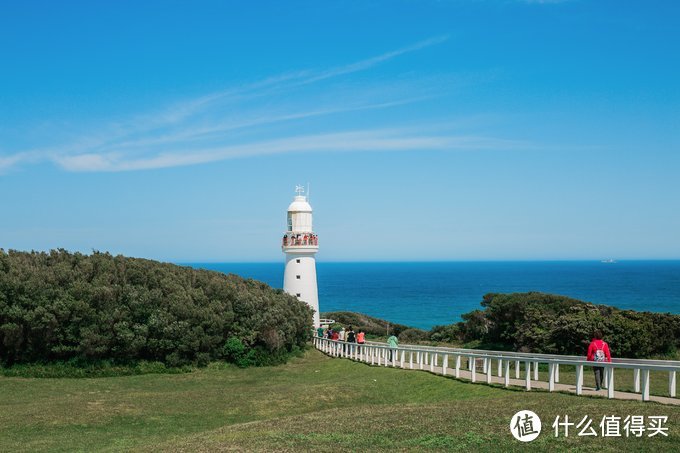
<box><xmin>186</xmin><ymin>261</ymin><xmax>680</xmax><ymax>330</ymax></box>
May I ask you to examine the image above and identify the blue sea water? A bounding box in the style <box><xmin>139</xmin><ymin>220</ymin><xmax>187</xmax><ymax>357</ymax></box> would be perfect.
<box><xmin>185</xmin><ymin>261</ymin><xmax>680</xmax><ymax>330</ymax></box>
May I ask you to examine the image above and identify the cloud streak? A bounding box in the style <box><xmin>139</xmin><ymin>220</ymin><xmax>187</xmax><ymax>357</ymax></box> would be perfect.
<box><xmin>0</xmin><ymin>34</ymin><xmax>531</xmax><ymax>174</ymax></box>
<box><xmin>55</xmin><ymin>130</ymin><xmax>529</xmax><ymax>172</ymax></box>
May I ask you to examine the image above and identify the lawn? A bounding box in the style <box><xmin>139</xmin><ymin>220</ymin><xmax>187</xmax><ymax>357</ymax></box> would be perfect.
<box><xmin>0</xmin><ymin>348</ymin><xmax>678</xmax><ymax>452</ymax></box>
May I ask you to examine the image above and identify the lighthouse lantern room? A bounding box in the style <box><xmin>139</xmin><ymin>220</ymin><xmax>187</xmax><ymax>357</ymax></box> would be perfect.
<box><xmin>282</xmin><ymin>185</ymin><xmax>320</xmax><ymax>328</ymax></box>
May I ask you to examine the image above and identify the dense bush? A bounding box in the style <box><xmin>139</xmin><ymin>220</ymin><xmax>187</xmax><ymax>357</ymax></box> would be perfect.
<box><xmin>0</xmin><ymin>249</ymin><xmax>313</xmax><ymax>367</ymax></box>
<box><xmin>453</xmin><ymin>292</ymin><xmax>680</xmax><ymax>358</ymax></box>
<box><xmin>397</xmin><ymin>328</ymin><xmax>428</xmax><ymax>343</ymax></box>
<box><xmin>428</xmin><ymin>324</ymin><xmax>461</xmax><ymax>343</ymax></box>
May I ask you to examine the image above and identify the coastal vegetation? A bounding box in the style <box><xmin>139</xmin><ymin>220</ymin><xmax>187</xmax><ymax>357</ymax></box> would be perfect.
<box><xmin>453</xmin><ymin>292</ymin><xmax>680</xmax><ymax>358</ymax></box>
<box><xmin>330</xmin><ymin>293</ymin><xmax>680</xmax><ymax>360</ymax></box>
<box><xmin>321</xmin><ymin>311</ymin><xmax>419</xmax><ymax>338</ymax></box>
<box><xmin>0</xmin><ymin>249</ymin><xmax>312</xmax><ymax>370</ymax></box>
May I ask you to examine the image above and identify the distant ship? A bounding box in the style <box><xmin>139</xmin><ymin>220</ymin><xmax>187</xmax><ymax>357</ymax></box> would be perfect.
<box><xmin>601</xmin><ymin>259</ymin><xmax>617</xmax><ymax>263</ymax></box>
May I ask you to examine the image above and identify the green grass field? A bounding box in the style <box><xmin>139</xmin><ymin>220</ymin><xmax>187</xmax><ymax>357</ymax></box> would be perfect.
<box><xmin>1</xmin><ymin>349</ymin><xmax>679</xmax><ymax>452</ymax></box>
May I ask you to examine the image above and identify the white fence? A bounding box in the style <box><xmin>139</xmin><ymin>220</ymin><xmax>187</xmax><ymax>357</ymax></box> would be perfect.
<box><xmin>313</xmin><ymin>337</ymin><xmax>680</xmax><ymax>402</ymax></box>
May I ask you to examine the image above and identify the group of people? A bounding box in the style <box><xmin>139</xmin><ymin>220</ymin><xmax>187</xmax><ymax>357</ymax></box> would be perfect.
<box><xmin>283</xmin><ymin>233</ymin><xmax>318</xmax><ymax>247</ymax></box>
<box><xmin>316</xmin><ymin>325</ymin><xmax>366</xmax><ymax>344</ymax></box>
<box><xmin>316</xmin><ymin>325</ymin><xmax>400</xmax><ymax>361</ymax></box>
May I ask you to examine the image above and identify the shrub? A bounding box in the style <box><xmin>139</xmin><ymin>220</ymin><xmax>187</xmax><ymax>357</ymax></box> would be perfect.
<box><xmin>453</xmin><ymin>292</ymin><xmax>680</xmax><ymax>358</ymax></box>
<box><xmin>398</xmin><ymin>328</ymin><xmax>428</xmax><ymax>343</ymax></box>
<box><xmin>429</xmin><ymin>324</ymin><xmax>461</xmax><ymax>343</ymax></box>
<box><xmin>0</xmin><ymin>249</ymin><xmax>313</xmax><ymax>368</ymax></box>
<box><xmin>322</xmin><ymin>311</ymin><xmax>424</xmax><ymax>337</ymax></box>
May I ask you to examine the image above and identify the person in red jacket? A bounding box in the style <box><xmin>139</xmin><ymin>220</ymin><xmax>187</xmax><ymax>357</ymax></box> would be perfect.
<box><xmin>587</xmin><ymin>330</ymin><xmax>612</xmax><ymax>391</ymax></box>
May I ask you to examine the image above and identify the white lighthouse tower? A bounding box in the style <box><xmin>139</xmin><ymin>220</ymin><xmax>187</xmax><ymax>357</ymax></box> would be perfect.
<box><xmin>282</xmin><ymin>185</ymin><xmax>320</xmax><ymax>328</ymax></box>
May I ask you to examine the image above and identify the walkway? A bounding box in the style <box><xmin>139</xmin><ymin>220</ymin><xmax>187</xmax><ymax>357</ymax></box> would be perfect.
<box><xmin>313</xmin><ymin>337</ymin><xmax>680</xmax><ymax>406</ymax></box>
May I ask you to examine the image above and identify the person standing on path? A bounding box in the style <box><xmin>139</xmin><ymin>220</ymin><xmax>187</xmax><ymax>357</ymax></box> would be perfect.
<box><xmin>587</xmin><ymin>330</ymin><xmax>612</xmax><ymax>391</ymax></box>
<box><xmin>346</xmin><ymin>326</ymin><xmax>356</xmax><ymax>356</ymax></box>
<box><xmin>356</xmin><ymin>329</ymin><xmax>365</xmax><ymax>355</ymax></box>
<box><xmin>338</xmin><ymin>327</ymin><xmax>346</xmax><ymax>354</ymax></box>
<box><xmin>387</xmin><ymin>333</ymin><xmax>399</xmax><ymax>362</ymax></box>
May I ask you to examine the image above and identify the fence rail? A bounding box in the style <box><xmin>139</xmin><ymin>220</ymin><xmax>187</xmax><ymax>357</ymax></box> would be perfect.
<box><xmin>313</xmin><ymin>337</ymin><xmax>680</xmax><ymax>403</ymax></box>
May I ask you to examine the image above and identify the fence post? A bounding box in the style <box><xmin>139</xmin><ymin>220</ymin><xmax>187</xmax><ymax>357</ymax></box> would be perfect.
<box><xmin>409</xmin><ymin>351</ymin><xmax>414</xmax><ymax>369</ymax></box>
<box><xmin>607</xmin><ymin>367</ymin><xmax>615</xmax><ymax>399</ymax></box>
<box><xmin>455</xmin><ymin>355</ymin><xmax>461</xmax><ymax>378</ymax></box>
<box><xmin>400</xmin><ymin>349</ymin><xmax>405</xmax><ymax>368</ymax></box>
<box><xmin>555</xmin><ymin>364</ymin><xmax>560</xmax><ymax>383</ymax></box>
<box><xmin>669</xmin><ymin>371</ymin><xmax>676</xmax><ymax>398</ymax></box>
<box><xmin>504</xmin><ymin>360</ymin><xmax>510</xmax><ymax>387</ymax></box>
<box><xmin>634</xmin><ymin>369</ymin><xmax>641</xmax><ymax>393</ymax></box>
<box><xmin>431</xmin><ymin>353</ymin><xmax>435</xmax><ymax>372</ymax></box>
<box><xmin>576</xmin><ymin>364</ymin><xmax>583</xmax><ymax>395</ymax></box>
<box><xmin>548</xmin><ymin>363</ymin><xmax>555</xmax><ymax>392</ymax></box>
<box><xmin>515</xmin><ymin>360</ymin><xmax>520</xmax><ymax>379</ymax></box>
<box><xmin>486</xmin><ymin>358</ymin><xmax>492</xmax><ymax>384</ymax></box>
<box><xmin>471</xmin><ymin>356</ymin><xmax>476</xmax><ymax>383</ymax></box>
<box><xmin>443</xmin><ymin>354</ymin><xmax>449</xmax><ymax>375</ymax></box>
<box><xmin>641</xmin><ymin>369</ymin><xmax>650</xmax><ymax>401</ymax></box>
<box><xmin>533</xmin><ymin>361</ymin><xmax>539</xmax><ymax>381</ymax></box>
<box><xmin>525</xmin><ymin>361</ymin><xmax>531</xmax><ymax>391</ymax></box>
<box><xmin>498</xmin><ymin>359</ymin><xmax>503</xmax><ymax>377</ymax></box>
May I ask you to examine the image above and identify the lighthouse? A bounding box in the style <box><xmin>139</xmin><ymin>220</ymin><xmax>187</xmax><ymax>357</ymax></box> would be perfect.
<box><xmin>282</xmin><ymin>185</ymin><xmax>320</xmax><ymax>328</ymax></box>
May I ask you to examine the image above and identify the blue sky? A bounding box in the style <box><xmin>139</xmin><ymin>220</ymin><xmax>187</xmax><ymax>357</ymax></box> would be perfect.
<box><xmin>0</xmin><ymin>1</ymin><xmax>678</xmax><ymax>262</ymax></box>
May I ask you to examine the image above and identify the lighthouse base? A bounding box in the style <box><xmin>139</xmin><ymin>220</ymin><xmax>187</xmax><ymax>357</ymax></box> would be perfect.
<box><xmin>283</xmin><ymin>252</ymin><xmax>320</xmax><ymax>328</ymax></box>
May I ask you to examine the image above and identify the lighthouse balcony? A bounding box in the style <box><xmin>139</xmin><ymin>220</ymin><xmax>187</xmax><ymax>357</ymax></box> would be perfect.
<box><xmin>282</xmin><ymin>244</ymin><xmax>319</xmax><ymax>253</ymax></box>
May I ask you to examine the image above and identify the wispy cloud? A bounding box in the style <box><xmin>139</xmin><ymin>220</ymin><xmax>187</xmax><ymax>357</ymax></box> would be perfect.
<box><xmin>1</xmin><ymin>35</ymin><xmax>529</xmax><ymax>174</ymax></box>
<box><xmin>300</xmin><ymin>35</ymin><xmax>450</xmax><ymax>84</ymax></box>
<box><xmin>55</xmin><ymin>130</ymin><xmax>530</xmax><ymax>172</ymax></box>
